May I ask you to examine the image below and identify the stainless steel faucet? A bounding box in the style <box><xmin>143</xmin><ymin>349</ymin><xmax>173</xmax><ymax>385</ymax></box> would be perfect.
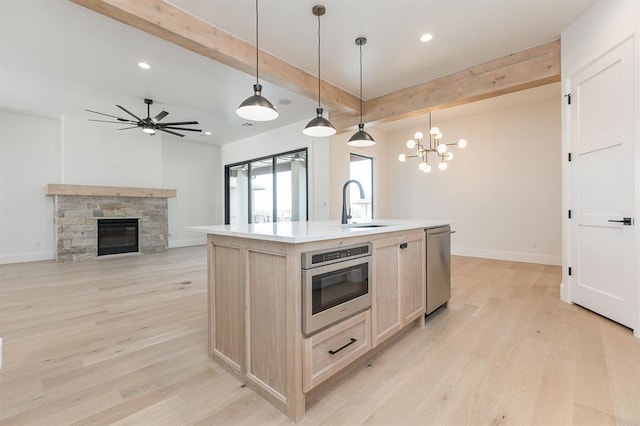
<box><xmin>341</xmin><ymin>179</ymin><xmax>365</xmax><ymax>224</ymax></box>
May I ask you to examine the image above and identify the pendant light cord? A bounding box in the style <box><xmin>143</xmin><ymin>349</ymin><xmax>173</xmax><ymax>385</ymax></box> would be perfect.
<box><xmin>359</xmin><ymin>42</ymin><xmax>363</xmax><ymax>124</ymax></box>
<box><xmin>317</xmin><ymin>13</ymin><xmax>321</xmax><ymax>108</ymax></box>
<box><xmin>255</xmin><ymin>0</ymin><xmax>259</xmax><ymax>84</ymax></box>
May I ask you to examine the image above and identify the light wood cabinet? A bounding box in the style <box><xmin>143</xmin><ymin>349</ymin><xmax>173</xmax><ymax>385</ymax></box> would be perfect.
<box><xmin>372</xmin><ymin>232</ymin><xmax>426</xmax><ymax>347</ymax></box>
<box><xmin>206</xmin><ymin>228</ymin><xmax>427</xmax><ymax>421</ymax></box>
<box><xmin>302</xmin><ymin>310</ymin><xmax>371</xmax><ymax>392</ymax></box>
<box><xmin>399</xmin><ymin>233</ymin><xmax>426</xmax><ymax>324</ymax></box>
<box><xmin>372</xmin><ymin>236</ymin><xmax>401</xmax><ymax>345</ymax></box>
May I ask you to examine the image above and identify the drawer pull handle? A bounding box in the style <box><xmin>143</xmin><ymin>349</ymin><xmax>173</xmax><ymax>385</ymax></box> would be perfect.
<box><xmin>399</xmin><ymin>243</ymin><xmax>408</xmax><ymax>249</ymax></box>
<box><xmin>328</xmin><ymin>338</ymin><xmax>357</xmax><ymax>355</ymax></box>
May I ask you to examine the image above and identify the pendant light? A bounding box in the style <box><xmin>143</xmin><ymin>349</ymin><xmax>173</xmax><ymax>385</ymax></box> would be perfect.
<box><xmin>236</xmin><ymin>0</ymin><xmax>278</xmax><ymax>121</ymax></box>
<box><xmin>303</xmin><ymin>5</ymin><xmax>336</xmax><ymax>137</ymax></box>
<box><xmin>348</xmin><ymin>37</ymin><xmax>375</xmax><ymax>147</ymax></box>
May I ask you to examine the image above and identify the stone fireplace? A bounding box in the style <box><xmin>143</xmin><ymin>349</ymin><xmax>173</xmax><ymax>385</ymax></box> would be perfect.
<box><xmin>46</xmin><ymin>184</ymin><xmax>176</xmax><ymax>262</ymax></box>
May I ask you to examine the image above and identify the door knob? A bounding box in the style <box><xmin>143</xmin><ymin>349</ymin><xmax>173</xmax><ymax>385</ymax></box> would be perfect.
<box><xmin>608</xmin><ymin>217</ymin><xmax>633</xmax><ymax>225</ymax></box>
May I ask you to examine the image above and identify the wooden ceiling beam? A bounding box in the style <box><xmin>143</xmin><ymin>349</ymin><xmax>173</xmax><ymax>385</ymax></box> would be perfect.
<box><xmin>330</xmin><ymin>39</ymin><xmax>561</xmax><ymax>133</ymax></box>
<box><xmin>69</xmin><ymin>0</ymin><xmax>361</xmax><ymax>113</ymax></box>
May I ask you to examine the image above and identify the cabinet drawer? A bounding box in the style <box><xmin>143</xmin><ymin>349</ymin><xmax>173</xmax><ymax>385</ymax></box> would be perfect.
<box><xmin>303</xmin><ymin>310</ymin><xmax>371</xmax><ymax>392</ymax></box>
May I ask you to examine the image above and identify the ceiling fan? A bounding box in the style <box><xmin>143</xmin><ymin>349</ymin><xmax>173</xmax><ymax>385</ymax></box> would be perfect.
<box><xmin>86</xmin><ymin>98</ymin><xmax>201</xmax><ymax>137</ymax></box>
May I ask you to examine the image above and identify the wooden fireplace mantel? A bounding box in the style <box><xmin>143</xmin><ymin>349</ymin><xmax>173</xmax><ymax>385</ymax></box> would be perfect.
<box><xmin>45</xmin><ymin>184</ymin><xmax>177</xmax><ymax>198</ymax></box>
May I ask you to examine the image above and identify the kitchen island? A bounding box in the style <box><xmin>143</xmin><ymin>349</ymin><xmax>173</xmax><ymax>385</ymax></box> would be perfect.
<box><xmin>190</xmin><ymin>219</ymin><xmax>448</xmax><ymax>420</ymax></box>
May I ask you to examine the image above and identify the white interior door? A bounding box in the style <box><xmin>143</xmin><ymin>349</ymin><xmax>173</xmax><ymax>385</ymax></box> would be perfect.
<box><xmin>570</xmin><ymin>39</ymin><xmax>636</xmax><ymax>329</ymax></box>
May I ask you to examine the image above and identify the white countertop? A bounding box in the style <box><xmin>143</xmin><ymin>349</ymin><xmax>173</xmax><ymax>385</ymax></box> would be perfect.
<box><xmin>189</xmin><ymin>219</ymin><xmax>450</xmax><ymax>243</ymax></box>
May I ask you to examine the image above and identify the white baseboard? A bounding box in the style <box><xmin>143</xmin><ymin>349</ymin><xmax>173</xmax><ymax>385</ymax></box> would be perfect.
<box><xmin>0</xmin><ymin>250</ymin><xmax>55</xmax><ymax>265</ymax></box>
<box><xmin>168</xmin><ymin>237</ymin><xmax>207</xmax><ymax>249</ymax></box>
<box><xmin>452</xmin><ymin>247</ymin><xmax>561</xmax><ymax>266</ymax></box>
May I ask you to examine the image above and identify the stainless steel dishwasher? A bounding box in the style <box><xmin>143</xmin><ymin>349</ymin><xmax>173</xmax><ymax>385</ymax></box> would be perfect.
<box><xmin>426</xmin><ymin>225</ymin><xmax>451</xmax><ymax>315</ymax></box>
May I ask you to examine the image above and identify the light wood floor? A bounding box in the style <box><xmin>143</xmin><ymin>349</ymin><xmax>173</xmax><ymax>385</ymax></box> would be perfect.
<box><xmin>1</xmin><ymin>246</ymin><xmax>639</xmax><ymax>425</ymax></box>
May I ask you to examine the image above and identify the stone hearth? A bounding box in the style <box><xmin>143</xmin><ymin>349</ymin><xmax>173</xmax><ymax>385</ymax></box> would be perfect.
<box><xmin>47</xmin><ymin>184</ymin><xmax>176</xmax><ymax>262</ymax></box>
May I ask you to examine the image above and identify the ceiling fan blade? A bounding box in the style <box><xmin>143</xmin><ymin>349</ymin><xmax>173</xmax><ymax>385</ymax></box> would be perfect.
<box><xmin>116</xmin><ymin>104</ymin><xmax>143</xmax><ymax>122</ymax></box>
<box><xmin>117</xmin><ymin>126</ymin><xmax>140</xmax><ymax>130</ymax></box>
<box><xmin>157</xmin><ymin>128</ymin><xmax>185</xmax><ymax>137</ymax></box>
<box><xmin>86</xmin><ymin>109</ymin><xmax>131</xmax><ymax>121</ymax></box>
<box><xmin>153</xmin><ymin>111</ymin><xmax>169</xmax><ymax>122</ymax></box>
<box><xmin>159</xmin><ymin>126</ymin><xmax>202</xmax><ymax>132</ymax></box>
<box><xmin>89</xmin><ymin>119</ymin><xmax>137</xmax><ymax>124</ymax></box>
<box><xmin>158</xmin><ymin>121</ymin><xmax>199</xmax><ymax>126</ymax></box>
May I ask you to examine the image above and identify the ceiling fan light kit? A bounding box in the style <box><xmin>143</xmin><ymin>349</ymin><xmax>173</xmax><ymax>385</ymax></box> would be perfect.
<box><xmin>86</xmin><ymin>98</ymin><xmax>201</xmax><ymax>137</ymax></box>
<box><xmin>236</xmin><ymin>0</ymin><xmax>278</xmax><ymax>122</ymax></box>
<box><xmin>303</xmin><ymin>5</ymin><xmax>336</xmax><ymax>138</ymax></box>
<box><xmin>348</xmin><ymin>36</ymin><xmax>375</xmax><ymax>147</ymax></box>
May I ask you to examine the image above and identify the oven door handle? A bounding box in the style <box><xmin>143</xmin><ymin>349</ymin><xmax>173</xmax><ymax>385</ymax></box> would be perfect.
<box><xmin>328</xmin><ymin>338</ymin><xmax>357</xmax><ymax>355</ymax></box>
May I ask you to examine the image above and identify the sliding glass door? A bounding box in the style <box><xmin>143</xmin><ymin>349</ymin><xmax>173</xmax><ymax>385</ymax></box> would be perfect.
<box><xmin>225</xmin><ymin>149</ymin><xmax>308</xmax><ymax>224</ymax></box>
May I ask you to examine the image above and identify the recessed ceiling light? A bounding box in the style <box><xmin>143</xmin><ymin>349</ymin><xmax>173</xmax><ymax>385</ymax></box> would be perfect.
<box><xmin>420</xmin><ymin>33</ymin><xmax>433</xmax><ymax>43</ymax></box>
<box><xmin>138</xmin><ymin>62</ymin><xmax>151</xmax><ymax>69</ymax></box>
<box><xmin>204</xmin><ymin>131</ymin><xmax>212</xmax><ymax>135</ymax></box>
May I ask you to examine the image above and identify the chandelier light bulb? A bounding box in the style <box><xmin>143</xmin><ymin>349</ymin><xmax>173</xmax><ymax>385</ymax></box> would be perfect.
<box><xmin>457</xmin><ymin>139</ymin><xmax>468</xmax><ymax>148</ymax></box>
<box><xmin>414</xmin><ymin>131</ymin><xmax>424</xmax><ymax>140</ymax></box>
<box><xmin>406</xmin><ymin>139</ymin><xmax>416</xmax><ymax>149</ymax></box>
<box><xmin>435</xmin><ymin>132</ymin><xmax>443</xmax><ymax>140</ymax></box>
<box><xmin>437</xmin><ymin>143</ymin><xmax>448</xmax><ymax>154</ymax></box>
<box><xmin>430</xmin><ymin>126</ymin><xmax>439</xmax><ymax>135</ymax></box>
<box><xmin>419</xmin><ymin>162</ymin><xmax>431</xmax><ymax>173</ymax></box>
<box><xmin>438</xmin><ymin>161</ymin><xmax>448</xmax><ymax>171</ymax></box>
<box><xmin>444</xmin><ymin>152</ymin><xmax>454</xmax><ymax>161</ymax></box>
<box><xmin>398</xmin><ymin>153</ymin><xmax>407</xmax><ymax>162</ymax></box>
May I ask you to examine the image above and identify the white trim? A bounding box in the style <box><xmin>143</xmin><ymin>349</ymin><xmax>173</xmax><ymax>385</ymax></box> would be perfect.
<box><xmin>0</xmin><ymin>250</ymin><xmax>56</xmax><ymax>265</ymax></box>
<box><xmin>168</xmin><ymin>238</ymin><xmax>206</xmax><ymax>249</ymax></box>
<box><xmin>452</xmin><ymin>246</ymin><xmax>561</xmax><ymax>266</ymax></box>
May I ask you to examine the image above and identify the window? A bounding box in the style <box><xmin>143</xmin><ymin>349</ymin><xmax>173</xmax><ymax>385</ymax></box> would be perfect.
<box><xmin>349</xmin><ymin>153</ymin><xmax>373</xmax><ymax>221</ymax></box>
<box><xmin>225</xmin><ymin>149</ymin><xmax>308</xmax><ymax>224</ymax></box>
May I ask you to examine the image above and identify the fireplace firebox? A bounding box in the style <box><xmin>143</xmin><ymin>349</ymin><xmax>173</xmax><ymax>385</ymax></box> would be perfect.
<box><xmin>97</xmin><ymin>218</ymin><xmax>139</xmax><ymax>256</ymax></box>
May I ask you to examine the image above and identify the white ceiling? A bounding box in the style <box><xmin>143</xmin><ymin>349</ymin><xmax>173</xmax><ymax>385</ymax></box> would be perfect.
<box><xmin>0</xmin><ymin>0</ymin><xmax>595</xmax><ymax>145</ymax></box>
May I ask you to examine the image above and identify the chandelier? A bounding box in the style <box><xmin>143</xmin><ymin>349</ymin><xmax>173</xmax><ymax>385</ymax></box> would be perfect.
<box><xmin>398</xmin><ymin>113</ymin><xmax>468</xmax><ymax>173</ymax></box>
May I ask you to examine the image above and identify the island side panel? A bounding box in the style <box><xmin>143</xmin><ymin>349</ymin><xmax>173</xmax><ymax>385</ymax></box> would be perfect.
<box><xmin>209</xmin><ymin>236</ymin><xmax>245</xmax><ymax>371</ymax></box>
<box><xmin>247</xmin><ymin>249</ymin><xmax>289</xmax><ymax>402</ymax></box>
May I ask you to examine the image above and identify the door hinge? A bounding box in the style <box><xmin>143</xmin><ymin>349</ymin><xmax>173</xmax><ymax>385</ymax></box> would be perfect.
<box><xmin>568</xmin><ymin>267</ymin><xmax>572</xmax><ymax>276</ymax></box>
<box><xmin>568</xmin><ymin>210</ymin><xmax>572</xmax><ymax>219</ymax></box>
<box><xmin>565</xmin><ymin>93</ymin><xmax>572</xmax><ymax>105</ymax></box>
<box><xmin>568</xmin><ymin>152</ymin><xmax>572</xmax><ymax>162</ymax></box>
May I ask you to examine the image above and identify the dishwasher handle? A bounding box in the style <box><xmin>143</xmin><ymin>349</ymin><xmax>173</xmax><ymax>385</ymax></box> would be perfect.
<box><xmin>427</xmin><ymin>229</ymin><xmax>455</xmax><ymax>237</ymax></box>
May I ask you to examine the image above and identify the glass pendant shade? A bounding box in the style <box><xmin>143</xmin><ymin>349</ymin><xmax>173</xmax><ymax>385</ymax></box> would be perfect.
<box><xmin>438</xmin><ymin>161</ymin><xmax>448</xmax><ymax>171</ymax></box>
<box><xmin>437</xmin><ymin>143</ymin><xmax>448</xmax><ymax>154</ymax></box>
<box><xmin>398</xmin><ymin>153</ymin><xmax>407</xmax><ymax>162</ymax></box>
<box><xmin>303</xmin><ymin>108</ymin><xmax>336</xmax><ymax>137</ymax></box>
<box><xmin>457</xmin><ymin>139</ymin><xmax>468</xmax><ymax>148</ymax></box>
<box><xmin>348</xmin><ymin>123</ymin><xmax>376</xmax><ymax>147</ymax></box>
<box><xmin>406</xmin><ymin>139</ymin><xmax>416</xmax><ymax>149</ymax></box>
<box><xmin>414</xmin><ymin>132</ymin><xmax>424</xmax><ymax>140</ymax></box>
<box><xmin>419</xmin><ymin>162</ymin><xmax>431</xmax><ymax>173</ymax></box>
<box><xmin>237</xmin><ymin>84</ymin><xmax>279</xmax><ymax>121</ymax></box>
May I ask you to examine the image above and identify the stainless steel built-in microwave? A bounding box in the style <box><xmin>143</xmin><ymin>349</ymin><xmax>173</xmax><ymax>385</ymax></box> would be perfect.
<box><xmin>301</xmin><ymin>243</ymin><xmax>372</xmax><ymax>335</ymax></box>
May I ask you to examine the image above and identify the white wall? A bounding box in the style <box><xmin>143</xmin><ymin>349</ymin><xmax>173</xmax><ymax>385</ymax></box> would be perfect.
<box><xmin>221</xmin><ymin>119</ymin><xmax>331</xmax><ymax>221</ymax></box>
<box><xmin>62</xmin><ymin>116</ymin><xmax>163</xmax><ymax>186</ymax></box>
<box><xmin>162</xmin><ymin>139</ymin><xmax>221</xmax><ymax>247</ymax></box>
<box><xmin>0</xmin><ymin>111</ymin><xmax>61</xmax><ymax>263</ymax></box>
<box><xmin>381</xmin><ymin>97</ymin><xmax>562</xmax><ymax>265</ymax></box>
<box><xmin>0</xmin><ymin>110</ymin><xmax>220</xmax><ymax>264</ymax></box>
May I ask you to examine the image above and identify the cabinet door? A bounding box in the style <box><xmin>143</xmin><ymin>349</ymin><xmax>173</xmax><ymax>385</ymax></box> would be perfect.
<box><xmin>399</xmin><ymin>232</ymin><xmax>426</xmax><ymax>325</ymax></box>
<box><xmin>372</xmin><ymin>237</ymin><xmax>401</xmax><ymax>346</ymax></box>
